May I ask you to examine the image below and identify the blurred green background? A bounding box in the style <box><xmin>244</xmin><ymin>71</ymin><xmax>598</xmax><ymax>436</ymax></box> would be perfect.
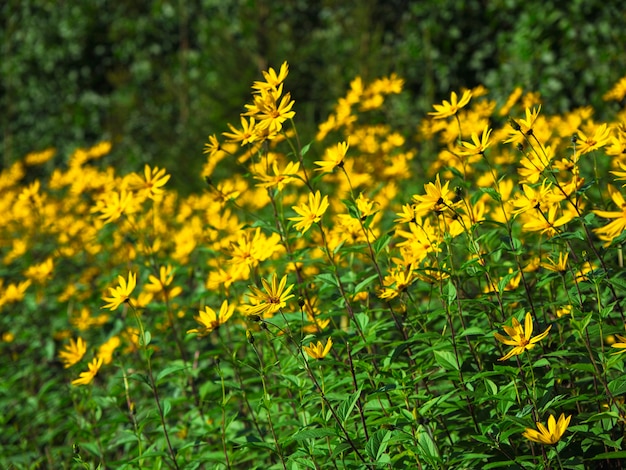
<box><xmin>2</xmin><ymin>0</ymin><xmax>625</xmax><ymax>192</ymax></box>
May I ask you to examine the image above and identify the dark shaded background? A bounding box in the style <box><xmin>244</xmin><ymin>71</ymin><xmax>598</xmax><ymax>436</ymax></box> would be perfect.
<box><xmin>2</xmin><ymin>0</ymin><xmax>625</xmax><ymax>192</ymax></box>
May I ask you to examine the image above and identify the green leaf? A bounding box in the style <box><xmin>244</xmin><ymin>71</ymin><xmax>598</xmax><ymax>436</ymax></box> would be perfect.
<box><xmin>365</xmin><ymin>429</ymin><xmax>392</xmax><ymax>461</ymax></box>
<box><xmin>314</xmin><ymin>273</ymin><xmax>339</xmax><ymax>288</ymax></box>
<box><xmin>608</xmin><ymin>375</ymin><xmax>626</xmax><ymax>396</ymax></box>
<box><xmin>142</xmin><ymin>330</ymin><xmax>151</xmax><ymax>346</ymax></box>
<box><xmin>445</xmin><ymin>280</ymin><xmax>457</xmax><ymax>304</ymax></box>
<box><xmin>353</xmin><ymin>274</ymin><xmax>379</xmax><ymax>295</ymax></box>
<box><xmin>373</xmin><ymin>231</ymin><xmax>392</xmax><ymax>255</ymax></box>
<box><xmin>434</xmin><ymin>350</ymin><xmax>459</xmax><ymax>371</ymax></box>
<box><xmin>162</xmin><ymin>398</ymin><xmax>171</xmax><ymax>417</ymax></box>
<box><xmin>155</xmin><ymin>364</ymin><xmax>187</xmax><ymax>384</ymax></box>
<box><xmin>417</xmin><ymin>426</ymin><xmax>439</xmax><ymax>460</ymax></box>
<box><xmin>353</xmin><ymin>313</ymin><xmax>369</xmax><ymax>333</ymax></box>
<box><xmin>337</xmin><ymin>388</ymin><xmax>362</xmax><ymax>424</ymax></box>
<box><xmin>300</xmin><ymin>141</ymin><xmax>313</xmax><ymax>156</ymax></box>
<box><xmin>590</xmin><ymin>450</ymin><xmax>626</xmax><ymax>460</ymax></box>
<box><xmin>292</xmin><ymin>428</ymin><xmax>338</xmax><ymax>441</ymax></box>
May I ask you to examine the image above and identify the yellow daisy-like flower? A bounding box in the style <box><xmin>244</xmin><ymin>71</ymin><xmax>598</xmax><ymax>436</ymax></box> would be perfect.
<box><xmin>577</xmin><ymin>123</ymin><xmax>612</xmax><ymax>154</ymax></box>
<box><xmin>97</xmin><ymin>336</ymin><xmax>121</xmax><ymax>365</ymax></box>
<box><xmin>428</xmin><ymin>90</ymin><xmax>472</xmax><ymax>119</ymax></box>
<box><xmin>494</xmin><ymin>312</ymin><xmax>551</xmax><ymax>361</ymax></box>
<box><xmin>522</xmin><ymin>413</ymin><xmax>571</xmax><ymax>445</ymax></box>
<box><xmin>72</xmin><ymin>357</ymin><xmax>103</xmax><ymax>386</ymax></box>
<box><xmin>252</xmin><ymin>61</ymin><xmax>289</xmax><ymax>92</ymax></box>
<box><xmin>128</xmin><ymin>164</ymin><xmax>170</xmax><ymax>200</ymax></box>
<box><xmin>314</xmin><ymin>140</ymin><xmax>349</xmax><ymax>173</ymax></box>
<box><xmin>592</xmin><ymin>185</ymin><xmax>626</xmax><ymax>243</ymax></box>
<box><xmin>303</xmin><ymin>338</ymin><xmax>333</xmax><ymax>360</ymax></box>
<box><xmin>102</xmin><ymin>271</ymin><xmax>137</xmax><ymax>310</ymax></box>
<box><xmin>223</xmin><ymin>116</ymin><xmax>259</xmax><ymax>146</ymax></box>
<box><xmin>187</xmin><ymin>300</ymin><xmax>235</xmax><ymax>337</ymax></box>
<box><xmin>412</xmin><ymin>174</ymin><xmax>456</xmax><ymax>216</ymax></box>
<box><xmin>458</xmin><ymin>125</ymin><xmax>493</xmax><ymax>156</ymax></box>
<box><xmin>243</xmin><ymin>273</ymin><xmax>295</xmax><ymax>318</ymax></box>
<box><xmin>540</xmin><ymin>252</ymin><xmax>569</xmax><ymax>273</ymax></box>
<box><xmin>289</xmin><ymin>190</ymin><xmax>330</xmax><ymax>234</ymax></box>
<box><xmin>58</xmin><ymin>337</ymin><xmax>87</xmax><ymax>368</ymax></box>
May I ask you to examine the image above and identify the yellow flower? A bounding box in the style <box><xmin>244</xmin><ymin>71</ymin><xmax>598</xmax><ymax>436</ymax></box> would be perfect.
<box><xmin>289</xmin><ymin>190</ymin><xmax>330</xmax><ymax>234</ymax></box>
<box><xmin>540</xmin><ymin>252</ymin><xmax>569</xmax><ymax>273</ymax></box>
<box><xmin>58</xmin><ymin>337</ymin><xmax>87</xmax><ymax>368</ymax></box>
<box><xmin>577</xmin><ymin>123</ymin><xmax>611</xmax><ymax>154</ymax></box>
<box><xmin>243</xmin><ymin>273</ymin><xmax>295</xmax><ymax>318</ymax></box>
<box><xmin>128</xmin><ymin>164</ymin><xmax>170</xmax><ymax>200</ymax></box>
<box><xmin>24</xmin><ymin>257</ymin><xmax>54</xmax><ymax>284</ymax></box>
<box><xmin>494</xmin><ymin>312</ymin><xmax>551</xmax><ymax>361</ymax></box>
<box><xmin>428</xmin><ymin>90</ymin><xmax>472</xmax><ymax>119</ymax></box>
<box><xmin>144</xmin><ymin>265</ymin><xmax>182</xmax><ymax>300</ymax></box>
<box><xmin>604</xmin><ymin>75</ymin><xmax>626</xmax><ymax>102</ymax></box>
<box><xmin>97</xmin><ymin>336</ymin><xmax>121</xmax><ymax>365</ymax></box>
<box><xmin>412</xmin><ymin>174</ymin><xmax>456</xmax><ymax>216</ymax></box>
<box><xmin>102</xmin><ymin>272</ymin><xmax>137</xmax><ymax>310</ymax></box>
<box><xmin>187</xmin><ymin>300</ymin><xmax>235</xmax><ymax>337</ymax></box>
<box><xmin>511</xmin><ymin>180</ymin><xmax>559</xmax><ymax>215</ymax></box>
<box><xmin>92</xmin><ymin>190</ymin><xmax>136</xmax><ymax>224</ymax></box>
<box><xmin>611</xmin><ymin>334</ymin><xmax>626</xmax><ymax>354</ymax></box>
<box><xmin>72</xmin><ymin>357</ymin><xmax>103</xmax><ymax>386</ymax></box>
<box><xmin>223</xmin><ymin>116</ymin><xmax>258</xmax><ymax>145</ymax></box>
<box><xmin>314</xmin><ymin>140</ymin><xmax>349</xmax><ymax>173</ymax></box>
<box><xmin>458</xmin><ymin>126</ymin><xmax>493</xmax><ymax>156</ymax></box>
<box><xmin>522</xmin><ymin>413</ymin><xmax>571</xmax><ymax>445</ymax></box>
<box><xmin>253</xmin><ymin>61</ymin><xmax>289</xmax><ymax>92</ymax></box>
<box><xmin>254</xmin><ymin>159</ymin><xmax>300</xmax><ymax>192</ymax></box>
<box><xmin>505</xmin><ymin>105</ymin><xmax>542</xmax><ymax>143</ymax></box>
<box><xmin>593</xmin><ymin>185</ymin><xmax>626</xmax><ymax>243</ymax></box>
<box><xmin>556</xmin><ymin>305</ymin><xmax>573</xmax><ymax>318</ymax></box>
<box><xmin>0</xmin><ymin>280</ymin><xmax>31</xmax><ymax>308</ymax></box>
<box><xmin>303</xmin><ymin>338</ymin><xmax>333</xmax><ymax>359</ymax></box>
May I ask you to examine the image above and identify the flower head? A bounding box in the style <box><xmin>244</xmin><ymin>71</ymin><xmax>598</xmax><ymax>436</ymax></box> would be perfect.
<box><xmin>494</xmin><ymin>312</ymin><xmax>551</xmax><ymax>361</ymax></box>
<box><xmin>243</xmin><ymin>274</ymin><xmax>295</xmax><ymax>318</ymax></box>
<box><xmin>522</xmin><ymin>413</ymin><xmax>571</xmax><ymax>445</ymax></box>
<box><xmin>58</xmin><ymin>337</ymin><xmax>87</xmax><ymax>368</ymax></box>
<box><xmin>71</xmin><ymin>357</ymin><xmax>103</xmax><ymax>386</ymax></box>
<box><xmin>428</xmin><ymin>90</ymin><xmax>472</xmax><ymax>119</ymax></box>
<box><xmin>289</xmin><ymin>190</ymin><xmax>329</xmax><ymax>234</ymax></box>
<box><xmin>102</xmin><ymin>272</ymin><xmax>137</xmax><ymax>310</ymax></box>
<box><xmin>187</xmin><ymin>300</ymin><xmax>235</xmax><ymax>337</ymax></box>
<box><xmin>412</xmin><ymin>174</ymin><xmax>456</xmax><ymax>216</ymax></box>
<box><xmin>303</xmin><ymin>337</ymin><xmax>333</xmax><ymax>359</ymax></box>
<box><xmin>315</xmin><ymin>141</ymin><xmax>349</xmax><ymax>173</ymax></box>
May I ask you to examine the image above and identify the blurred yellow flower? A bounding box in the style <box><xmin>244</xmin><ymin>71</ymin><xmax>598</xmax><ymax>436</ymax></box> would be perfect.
<box><xmin>522</xmin><ymin>413</ymin><xmax>571</xmax><ymax>445</ymax></box>
<box><xmin>303</xmin><ymin>338</ymin><xmax>333</xmax><ymax>360</ymax></box>
<box><xmin>428</xmin><ymin>90</ymin><xmax>472</xmax><ymax>119</ymax></box>
<box><xmin>593</xmin><ymin>185</ymin><xmax>626</xmax><ymax>243</ymax></box>
<box><xmin>58</xmin><ymin>337</ymin><xmax>87</xmax><ymax>368</ymax></box>
<box><xmin>72</xmin><ymin>357</ymin><xmax>103</xmax><ymax>386</ymax></box>
<box><xmin>494</xmin><ymin>312</ymin><xmax>551</xmax><ymax>361</ymax></box>
<box><xmin>187</xmin><ymin>300</ymin><xmax>235</xmax><ymax>337</ymax></box>
<box><xmin>610</xmin><ymin>333</ymin><xmax>626</xmax><ymax>354</ymax></box>
<box><xmin>458</xmin><ymin>126</ymin><xmax>493</xmax><ymax>156</ymax></box>
<box><xmin>97</xmin><ymin>336</ymin><xmax>121</xmax><ymax>365</ymax></box>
